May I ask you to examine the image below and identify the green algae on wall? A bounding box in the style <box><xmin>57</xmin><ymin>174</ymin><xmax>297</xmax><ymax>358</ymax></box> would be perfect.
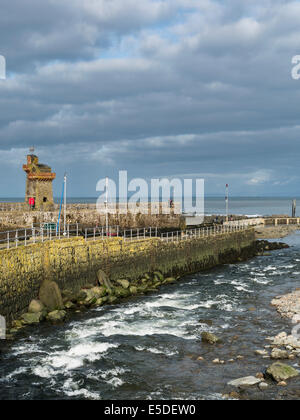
<box><xmin>0</xmin><ymin>230</ymin><xmax>255</xmax><ymax>323</ymax></box>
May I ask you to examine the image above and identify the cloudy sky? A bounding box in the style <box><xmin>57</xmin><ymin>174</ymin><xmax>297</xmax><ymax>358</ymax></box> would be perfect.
<box><xmin>1</xmin><ymin>0</ymin><xmax>300</xmax><ymax>198</ymax></box>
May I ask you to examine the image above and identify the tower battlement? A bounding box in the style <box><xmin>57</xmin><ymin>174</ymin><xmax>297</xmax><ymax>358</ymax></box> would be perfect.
<box><xmin>23</xmin><ymin>153</ymin><xmax>56</xmax><ymax>210</ymax></box>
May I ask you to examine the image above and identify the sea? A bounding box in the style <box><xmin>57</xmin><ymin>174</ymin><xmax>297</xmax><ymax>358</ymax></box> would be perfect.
<box><xmin>0</xmin><ymin>196</ymin><xmax>299</xmax><ymax>217</ymax></box>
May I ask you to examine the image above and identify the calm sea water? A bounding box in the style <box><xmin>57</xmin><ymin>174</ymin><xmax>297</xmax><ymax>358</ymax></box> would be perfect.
<box><xmin>1</xmin><ymin>232</ymin><xmax>300</xmax><ymax>400</ymax></box>
<box><xmin>0</xmin><ymin>197</ymin><xmax>298</xmax><ymax>217</ymax></box>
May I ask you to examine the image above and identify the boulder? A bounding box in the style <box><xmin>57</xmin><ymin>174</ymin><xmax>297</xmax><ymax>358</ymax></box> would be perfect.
<box><xmin>91</xmin><ymin>286</ymin><xmax>107</xmax><ymax>298</ymax></box>
<box><xmin>165</xmin><ymin>277</ymin><xmax>176</xmax><ymax>284</ymax></box>
<box><xmin>39</xmin><ymin>280</ymin><xmax>63</xmax><ymax>311</ymax></box>
<box><xmin>97</xmin><ymin>270</ymin><xmax>113</xmax><ymax>291</ymax></box>
<box><xmin>271</xmin><ymin>348</ymin><xmax>289</xmax><ymax>360</ymax></box>
<box><xmin>201</xmin><ymin>331</ymin><xmax>221</xmax><ymax>345</ymax></box>
<box><xmin>266</xmin><ymin>362</ymin><xmax>299</xmax><ymax>382</ymax></box>
<box><xmin>113</xmin><ymin>287</ymin><xmax>130</xmax><ymax>298</ymax></box>
<box><xmin>129</xmin><ymin>286</ymin><xmax>138</xmax><ymax>295</ymax></box>
<box><xmin>65</xmin><ymin>301</ymin><xmax>76</xmax><ymax>309</ymax></box>
<box><xmin>228</xmin><ymin>376</ymin><xmax>261</xmax><ymax>388</ymax></box>
<box><xmin>153</xmin><ymin>271</ymin><xmax>164</xmax><ymax>281</ymax></box>
<box><xmin>28</xmin><ymin>299</ymin><xmax>45</xmax><ymax>314</ymax></box>
<box><xmin>117</xmin><ymin>279</ymin><xmax>130</xmax><ymax>289</ymax></box>
<box><xmin>46</xmin><ymin>310</ymin><xmax>67</xmax><ymax>322</ymax></box>
<box><xmin>21</xmin><ymin>312</ymin><xmax>44</xmax><ymax>325</ymax></box>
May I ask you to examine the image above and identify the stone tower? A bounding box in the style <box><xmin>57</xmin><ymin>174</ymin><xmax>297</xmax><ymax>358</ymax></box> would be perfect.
<box><xmin>23</xmin><ymin>152</ymin><xmax>56</xmax><ymax>210</ymax></box>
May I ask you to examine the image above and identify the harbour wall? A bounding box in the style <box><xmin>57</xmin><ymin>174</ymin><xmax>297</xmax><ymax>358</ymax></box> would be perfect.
<box><xmin>0</xmin><ymin>229</ymin><xmax>255</xmax><ymax>323</ymax></box>
<box><xmin>0</xmin><ymin>202</ymin><xmax>182</xmax><ymax>228</ymax></box>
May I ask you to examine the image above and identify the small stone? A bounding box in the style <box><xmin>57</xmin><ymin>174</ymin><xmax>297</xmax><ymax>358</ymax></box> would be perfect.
<box><xmin>213</xmin><ymin>358</ymin><xmax>220</xmax><ymax>364</ymax></box>
<box><xmin>236</xmin><ymin>355</ymin><xmax>244</xmax><ymax>360</ymax></box>
<box><xmin>201</xmin><ymin>332</ymin><xmax>221</xmax><ymax>345</ymax></box>
<box><xmin>278</xmin><ymin>381</ymin><xmax>287</xmax><ymax>387</ymax></box>
<box><xmin>255</xmin><ymin>349</ymin><xmax>269</xmax><ymax>356</ymax></box>
<box><xmin>197</xmin><ymin>356</ymin><xmax>204</xmax><ymax>361</ymax></box>
<box><xmin>256</xmin><ymin>372</ymin><xmax>264</xmax><ymax>380</ymax></box>
<box><xmin>259</xmin><ymin>382</ymin><xmax>269</xmax><ymax>391</ymax></box>
<box><xmin>228</xmin><ymin>359</ymin><xmax>235</xmax><ymax>363</ymax></box>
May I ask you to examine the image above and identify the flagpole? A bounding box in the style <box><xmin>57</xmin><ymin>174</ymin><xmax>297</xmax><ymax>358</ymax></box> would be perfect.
<box><xmin>225</xmin><ymin>184</ymin><xmax>229</xmax><ymax>222</ymax></box>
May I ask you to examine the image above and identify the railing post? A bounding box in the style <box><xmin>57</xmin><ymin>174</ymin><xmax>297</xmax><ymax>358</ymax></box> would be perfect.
<box><xmin>7</xmin><ymin>232</ymin><xmax>9</xmax><ymax>249</ymax></box>
<box><xmin>155</xmin><ymin>227</ymin><xmax>158</xmax><ymax>237</ymax></box>
<box><xmin>76</xmin><ymin>223</ymin><xmax>79</xmax><ymax>237</ymax></box>
<box><xmin>94</xmin><ymin>227</ymin><xmax>96</xmax><ymax>241</ymax></box>
<box><xmin>41</xmin><ymin>227</ymin><xmax>44</xmax><ymax>243</ymax></box>
<box><xmin>15</xmin><ymin>230</ymin><xmax>18</xmax><ymax>248</ymax></box>
<box><xmin>25</xmin><ymin>229</ymin><xmax>27</xmax><ymax>246</ymax></box>
<box><xmin>33</xmin><ymin>228</ymin><xmax>36</xmax><ymax>244</ymax></box>
<box><xmin>85</xmin><ymin>228</ymin><xmax>87</xmax><ymax>241</ymax></box>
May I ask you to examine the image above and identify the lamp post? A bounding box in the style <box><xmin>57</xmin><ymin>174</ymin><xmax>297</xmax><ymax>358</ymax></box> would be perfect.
<box><xmin>225</xmin><ymin>184</ymin><xmax>229</xmax><ymax>222</ymax></box>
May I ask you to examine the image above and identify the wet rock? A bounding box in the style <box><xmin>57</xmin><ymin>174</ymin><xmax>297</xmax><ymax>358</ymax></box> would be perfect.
<box><xmin>64</xmin><ymin>301</ymin><xmax>75</xmax><ymax>309</ymax></box>
<box><xmin>165</xmin><ymin>277</ymin><xmax>176</xmax><ymax>284</ymax></box>
<box><xmin>278</xmin><ymin>381</ymin><xmax>287</xmax><ymax>387</ymax></box>
<box><xmin>46</xmin><ymin>310</ymin><xmax>66</xmax><ymax>322</ymax></box>
<box><xmin>255</xmin><ymin>349</ymin><xmax>269</xmax><ymax>357</ymax></box>
<box><xmin>236</xmin><ymin>355</ymin><xmax>244</xmax><ymax>360</ymax></box>
<box><xmin>259</xmin><ymin>382</ymin><xmax>269</xmax><ymax>391</ymax></box>
<box><xmin>266</xmin><ymin>362</ymin><xmax>299</xmax><ymax>382</ymax></box>
<box><xmin>229</xmin><ymin>391</ymin><xmax>240</xmax><ymax>399</ymax></box>
<box><xmin>271</xmin><ymin>348</ymin><xmax>289</xmax><ymax>360</ymax></box>
<box><xmin>129</xmin><ymin>286</ymin><xmax>138</xmax><ymax>295</ymax></box>
<box><xmin>256</xmin><ymin>372</ymin><xmax>265</xmax><ymax>380</ymax></box>
<box><xmin>39</xmin><ymin>280</ymin><xmax>64</xmax><ymax>311</ymax></box>
<box><xmin>201</xmin><ymin>331</ymin><xmax>221</xmax><ymax>345</ymax></box>
<box><xmin>197</xmin><ymin>356</ymin><xmax>204</xmax><ymax>361</ymax></box>
<box><xmin>228</xmin><ymin>376</ymin><xmax>261</xmax><ymax>387</ymax></box>
<box><xmin>28</xmin><ymin>299</ymin><xmax>45</xmax><ymax>314</ymax></box>
<box><xmin>21</xmin><ymin>312</ymin><xmax>44</xmax><ymax>325</ymax></box>
<box><xmin>153</xmin><ymin>271</ymin><xmax>164</xmax><ymax>282</ymax></box>
<box><xmin>90</xmin><ymin>286</ymin><xmax>107</xmax><ymax>298</ymax></box>
<box><xmin>97</xmin><ymin>269</ymin><xmax>113</xmax><ymax>292</ymax></box>
<box><xmin>117</xmin><ymin>279</ymin><xmax>130</xmax><ymax>289</ymax></box>
<box><xmin>199</xmin><ymin>319</ymin><xmax>213</xmax><ymax>326</ymax></box>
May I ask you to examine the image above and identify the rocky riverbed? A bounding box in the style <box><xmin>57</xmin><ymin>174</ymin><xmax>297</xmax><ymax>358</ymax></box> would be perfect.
<box><xmin>1</xmin><ymin>236</ymin><xmax>300</xmax><ymax>400</ymax></box>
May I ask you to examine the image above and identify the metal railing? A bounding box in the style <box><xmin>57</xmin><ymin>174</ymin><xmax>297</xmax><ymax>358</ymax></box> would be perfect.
<box><xmin>0</xmin><ymin>222</ymin><xmax>249</xmax><ymax>250</ymax></box>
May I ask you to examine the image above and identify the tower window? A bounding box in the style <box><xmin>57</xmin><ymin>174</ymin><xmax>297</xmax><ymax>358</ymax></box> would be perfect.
<box><xmin>43</xmin><ymin>197</ymin><xmax>47</xmax><ymax>202</ymax></box>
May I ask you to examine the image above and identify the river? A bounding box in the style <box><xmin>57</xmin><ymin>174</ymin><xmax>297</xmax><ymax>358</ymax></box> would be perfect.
<box><xmin>1</xmin><ymin>233</ymin><xmax>300</xmax><ymax>400</ymax></box>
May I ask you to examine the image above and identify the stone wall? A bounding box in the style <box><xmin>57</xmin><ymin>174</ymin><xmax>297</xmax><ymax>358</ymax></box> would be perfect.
<box><xmin>0</xmin><ymin>202</ymin><xmax>182</xmax><ymax>228</ymax></box>
<box><xmin>0</xmin><ymin>229</ymin><xmax>255</xmax><ymax>323</ymax></box>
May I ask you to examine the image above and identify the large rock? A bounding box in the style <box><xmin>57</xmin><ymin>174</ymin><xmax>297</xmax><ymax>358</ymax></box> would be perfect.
<box><xmin>97</xmin><ymin>270</ymin><xmax>113</xmax><ymax>292</ymax></box>
<box><xmin>271</xmin><ymin>348</ymin><xmax>289</xmax><ymax>360</ymax></box>
<box><xmin>46</xmin><ymin>310</ymin><xmax>67</xmax><ymax>322</ymax></box>
<box><xmin>228</xmin><ymin>376</ymin><xmax>262</xmax><ymax>388</ymax></box>
<box><xmin>91</xmin><ymin>286</ymin><xmax>107</xmax><ymax>298</ymax></box>
<box><xmin>39</xmin><ymin>280</ymin><xmax>63</xmax><ymax>311</ymax></box>
<box><xmin>117</xmin><ymin>279</ymin><xmax>130</xmax><ymax>289</ymax></box>
<box><xmin>28</xmin><ymin>299</ymin><xmax>45</xmax><ymax>314</ymax></box>
<box><xmin>266</xmin><ymin>362</ymin><xmax>299</xmax><ymax>382</ymax></box>
<box><xmin>201</xmin><ymin>331</ymin><xmax>221</xmax><ymax>345</ymax></box>
<box><xmin>21</xmin><ymin>312</ymin><xmax>44</xmax><ymax>325</ymax></box>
